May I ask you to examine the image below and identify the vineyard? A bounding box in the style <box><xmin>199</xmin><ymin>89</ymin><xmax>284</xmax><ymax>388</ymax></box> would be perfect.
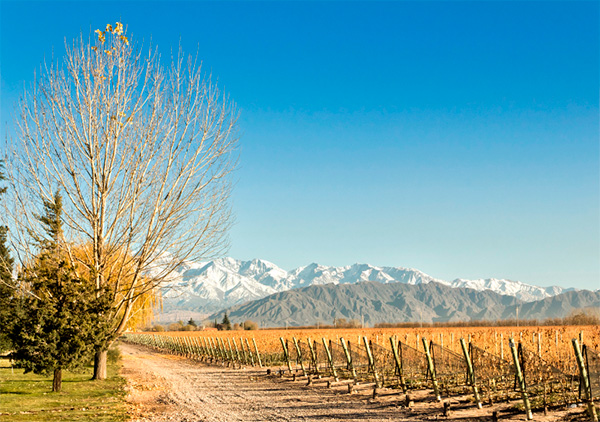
<box><xmin>123</xmin><ymin>326</ymin><xmax>600</xmax><ymax>420</ymax></box>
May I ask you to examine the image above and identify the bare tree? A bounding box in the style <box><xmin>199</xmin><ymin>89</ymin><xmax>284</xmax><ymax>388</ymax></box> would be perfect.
<box><xmin>2</xmin><ymin>22</ymin><xmax>238</xmax><ymax>379</ymax></box>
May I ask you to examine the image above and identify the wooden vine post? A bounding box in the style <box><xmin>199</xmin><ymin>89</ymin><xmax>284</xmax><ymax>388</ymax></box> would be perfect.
<box><xmin>389</xmin><ymin>336</ymin><xmax>407</xmax><ymax>392</ymax></box>
<box><xmin>363</xmin><ymin>336</ymin><xmax>381</xmax><ymax>388</ymax></box>
<box><xmin>172</xmin><ymin>336</ymin><xmax>180</xmax><ymax>354</ymax></box>
<box><xmin>227</xmin><ymin>338</ymin><xmax>235</xmax><ymax>362</ymax></box>
<box><xmin>245</xmin><ymin>338</ymin><xmax>256</xmax><ymax>366</ymax></box>
<box><xmin>252</xmin><ymin>338</ymin><xmax>263</xmax><ymax>367</ymax></box>
<box><xmin>186</xmin><ymin>337</ymin><xmax>194</xmax><ymax>357</ymax></box>
<box><xmin>322</xmin><ymin>338</ymin><xmax>339</xmax><ymax>382</ymax></box>
<box><xmin>280</xmin><ymin>337</ymin><xmax>293</xmax><ymax>372</ymax></box>
<box><xmin>205</xmin><ymin>337</ymin><xmax>214</xmax><ymax>361</ymax></box>
<box><xmin>214</xmin><ymin>337</ymin><xmax>222</xmax><ymax>360</ymax></box>
<box><xmin>200</xmin><ymin>337</ymin><xmax>208</xmax><ymax>358</ymax></box>
<box><xmin>192</xmin><ymin>337</ymin><xmax>201</xmax><ymax>358</ymax></box>
<box><xmin>572</xmin><ymin>339</ymin><xmax>599</xmax><ymax>422</ymax></box>
<box><xmin>460</xmin><ymin>338</ymin><xmax>482</xmax><ymax>409</ymax></box>
<box><xmin>227</xmin><ymin>338</ymin><xmax>235</xmax><ymax>364</ymax></box>
<box><xmin>185</xmin><ymin>337</ymin><xmax>194</xmax><ymax>358</ymax></box>
<box><xmin>179</xmin><ymin>337</ymin><xmax>187</xmax><ymax>357</ymax></box>
<box><xmin>217</xmin><ymin>337</ymin><xmax>225</xmax><ymax>361</ymax></box>
<box><xmin>509</xmin><ymin>338</ymin><xmax>533</xmax><ymax>420</ymax></box>
<box><xmin>210</xmin><ymin>337</ymin><xmax>220</xmax><ymax>361</ymax></box>
<box><xmin>181</xmin><ymin>336</ymin><xmax>190</xmax><ymax>355</ymax></box>
<box><xmin>199</xmin><ymin>337</ymin><xmax>206</xmax><ymax>359</ymax></box>
<box><xmin>207</xmin><ymin>337</ymin><xmax>215</xmax><ymax>360</ymax></box>
<box><xmin>292</xmin><ymin>337</ymin><xmax>307</xmax><ymax>376</ymax></box>
<box><xmin>240</xmin><ymin>337</ymin><xmax>249</xmax><ymax>364</ymax></box>
<box><xmin>218</xmin><ymin>337</ymin><xmax>229</xmax><ymax>361</ymax></box>
<box><xmin>422</xmin><ymin>338</ymin><xmax>441</xmax><ymax>401</ymax></box>
<box><xmin>232</xmin><ymin>338</ymin><xmax>242</xmax><ymax>364</ymax></box>
<box><xmin>307</xmin><ymin>338</ymin><xmax>320</xmax><ymax>376</ymax></box>
<box><xmin>187</xmin><ymin>337</ymin><xmax>194</xmax><ymax>357</ymax></box>
<box><xmin>340</xmin><ymin>338</ymin><xmax>357</xmax><ymax>381</ymax></box>
<box><xmin>219</xmin><ymin>337</ymin><xmax>227</xmax><ymax>361</ymax></box>
<box><xmin>186</xmin><ymin>337</ymin><xmax>194</xmax><ymax>358</ymax></box>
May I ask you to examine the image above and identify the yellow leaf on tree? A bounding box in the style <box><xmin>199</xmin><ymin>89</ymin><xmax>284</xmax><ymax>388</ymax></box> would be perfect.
<box><xmin>69</xmin><ymin>243</ymin><xmax>162</xmax><ymax>331</ymax></box>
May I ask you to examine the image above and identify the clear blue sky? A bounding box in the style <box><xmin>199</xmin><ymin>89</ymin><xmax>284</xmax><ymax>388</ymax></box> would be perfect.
<box><xmin>1</xmin><ymin>1</ymin><xmax>598</xmax><ymax>290</ymax></box>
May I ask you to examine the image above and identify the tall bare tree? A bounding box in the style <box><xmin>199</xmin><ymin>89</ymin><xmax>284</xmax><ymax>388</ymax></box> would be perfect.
<box><xmin>2</xmin><ymin>22</ymin><xmax>238</xmax><ymax>379</ymax></box>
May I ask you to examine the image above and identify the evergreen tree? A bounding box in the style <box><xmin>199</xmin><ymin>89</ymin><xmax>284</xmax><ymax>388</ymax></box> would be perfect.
<box><xmin>0</xmin><ymin>160</ymin><xmax>14</xmax><ymax>352</ymax></box>
<box><xmin>187</xmin><ymin>318</ymin><xmax>197</xmax><ymax>327</ymax></box>
<box><xmin>10</xmin><ymin>191</ymin><xmax>110</xmax><ymax>392</ymax></box>
<box><xmin>222</xmin><ymin>312</ymin><xmax>231</xmax><ymax>330</ymax></box>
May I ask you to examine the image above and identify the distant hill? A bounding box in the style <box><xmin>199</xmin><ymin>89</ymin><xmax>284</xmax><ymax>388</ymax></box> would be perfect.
<box><xmin>507</xmin><ymin>290</ymin><xmax>600</xmax><ymax>321</ymax></box>
<box><xmin>209</xmin><ymin>281</ymin><xmax>599</xmax><ymax>328</ymax></box>
<box><xmin>161</xmin><ymin>257</ymin><xmax>573</xmax><ymax>315</ymax></box>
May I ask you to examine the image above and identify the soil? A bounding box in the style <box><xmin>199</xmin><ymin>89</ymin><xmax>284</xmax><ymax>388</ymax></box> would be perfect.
<box><xmin>120</xmin><ymin>343</ymin><xmax>592</xmax><ymax>422</ymax></box>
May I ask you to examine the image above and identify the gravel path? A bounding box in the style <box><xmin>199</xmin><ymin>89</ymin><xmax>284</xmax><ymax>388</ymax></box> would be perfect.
<box><xmin>119</xmin><ymin>342</ymin><xmax>588</xmax><ymax>422</ymax></box>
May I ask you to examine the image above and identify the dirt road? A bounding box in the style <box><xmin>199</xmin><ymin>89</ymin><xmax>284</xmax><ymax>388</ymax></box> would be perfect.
<box><xmin>120</xmin><ymin>342</ymin><xmax>588</xmax><ymax>422</ymax></box>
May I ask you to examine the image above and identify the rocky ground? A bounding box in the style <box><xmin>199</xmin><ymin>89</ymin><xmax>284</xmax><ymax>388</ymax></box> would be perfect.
<box><xmin>120</xmin><ymin>342</ymin><xmax>592</xmax><ymax>422</ymax></box>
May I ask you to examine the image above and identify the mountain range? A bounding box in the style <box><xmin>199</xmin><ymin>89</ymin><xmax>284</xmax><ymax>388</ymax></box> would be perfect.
<box><xmin>209</xmin><ymin>281</ymin><xmax>600</xmax><ymax>327</ymax></box>
<box><xmin>161</xmin><ymin>257</ymin><xmax>575</xmax><ymax>318</ymax></box>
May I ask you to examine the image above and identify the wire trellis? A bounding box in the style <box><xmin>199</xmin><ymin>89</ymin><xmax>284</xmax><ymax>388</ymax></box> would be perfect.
<box><xmin>518</xmin><ymin>343</ymin><xmax>579</xmax><ymax>408</ymax></box>
<box><xmin>429</xmin><ymin>341</ymin><xmax>470</xmax><ymax>396</ymax></box>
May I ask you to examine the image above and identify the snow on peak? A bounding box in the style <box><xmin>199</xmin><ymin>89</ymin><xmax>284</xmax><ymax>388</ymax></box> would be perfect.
<box><xmin>160</xmin><ymin>257</ymin><xmax>571</xmax><ymax>314</ymax></box>
<box><xmin>449</xmin><ymin>277</ymin><xmax>574</xmax><ymax>302</ymax></box>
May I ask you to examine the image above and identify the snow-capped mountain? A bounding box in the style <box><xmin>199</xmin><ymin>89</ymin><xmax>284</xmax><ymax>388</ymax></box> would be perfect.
<box><xmin>287</xmin><ymin>262</ymin><xmax>443</xmax><ymax>288</ymax></box>
<box><xmin>448</xmin><ymin>278</ymin><xmax>571</xmax><ymax>303</ymax></box>
<box><xmin>162</xmin><ymin>258</ymin><xmax>284</xmax><ymax>313</ymax></box>
<box><xmin>160</xmin><ymin>257</ymin><xmax>572</xmax><ymax>314</ymax></box>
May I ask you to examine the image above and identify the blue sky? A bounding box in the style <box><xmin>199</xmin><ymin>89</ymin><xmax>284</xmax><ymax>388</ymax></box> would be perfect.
<box><xmin>1</xmin><ymin>1</ymin><xmax>598</xmax><ymax>290</ymax></box>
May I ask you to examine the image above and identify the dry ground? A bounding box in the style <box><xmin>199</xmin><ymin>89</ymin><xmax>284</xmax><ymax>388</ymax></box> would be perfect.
<box><xmin>120</xmin><ymin>343</ymin><xmax>592</xmax><ymax>422</ymax></box>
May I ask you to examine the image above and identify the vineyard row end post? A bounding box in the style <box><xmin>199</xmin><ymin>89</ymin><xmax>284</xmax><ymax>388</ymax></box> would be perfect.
<box><xmin>340</xmin><ymin>338</ymin><xmax>357</xmax><ymax>382</ymax></box>
<box><xmin>292</xmin><ymin>337</ymin><xmax>307</xmax><ymax>376</ymax></box>
<box><xmin>252</xmin><ymin>338</ymin><xmax>263</xmax><ymax>368</ymax></box>
<box><xmin>459</xmin><ymin>338</ymin><xmax>482</xmax><ymax>409</ymax></box>
<box><xmin>307</xmin><ymin>338</ymin><xmax>320</xmax><ymax>377</ymax></box>
<box><xmin>389</xmin><ymin>336</ymin><xmax>407</xmax><ymax>393</ymax></box>
<box><xmin>422</xmin><ymin>338</ymin><xmax>441</xmax><ymax>402</ymax></box>
<box><xmin>509</xmin><ymin>338</ymin><xmax>533</xmax><ymax>420</ymax></box>
<box><xmin>280</xmin><ymin>337</ymin><xmax>293</xmax><ymax>373</ymax></box>
<box><xmin>363</xmin><ymin>336</ymin><xmax>381</xmax><ymax>388</ymax></box>
<box><xmin>572</xmin><ymin>339</ymin><xmax>598</xmax><ymax>422</ymax></box>
<box><xmin>322</xmin><ymin>338</ymin><xmax>339</xmax><ymax>382</ymax></box>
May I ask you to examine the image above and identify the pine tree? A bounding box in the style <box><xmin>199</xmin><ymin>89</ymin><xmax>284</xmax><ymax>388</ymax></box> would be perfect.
<box><xmin>0</xmin><ymin>160</ymin><xmax>14</xmax><ymax>352</ymax></box>
<box><xmin>222</xmin><ymin>312</ymin><xmax>231</xmax><ymax>330</ymax></box>
<box><xmin>10</xmin><ymin>191</ymin><xmax>110</xmax><ymax>392</ymax></box>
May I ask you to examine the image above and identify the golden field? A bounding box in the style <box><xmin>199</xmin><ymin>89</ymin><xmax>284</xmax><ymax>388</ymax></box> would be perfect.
<box><xmin>140</xmin><ymin>325</ymin><xmax>599</xmax><ymax>370</ymax></box>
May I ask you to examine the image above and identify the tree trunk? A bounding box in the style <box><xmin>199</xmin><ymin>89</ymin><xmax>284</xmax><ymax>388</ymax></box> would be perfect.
<box><xmin>93</xmin><ymin>349</ymin><xmax>108</xmax><ymax>380</ymax></box>
<box><xmin>52</xmin><ymin>368</ymin><xmax>62</xmax><ymax>392</ymax></box>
